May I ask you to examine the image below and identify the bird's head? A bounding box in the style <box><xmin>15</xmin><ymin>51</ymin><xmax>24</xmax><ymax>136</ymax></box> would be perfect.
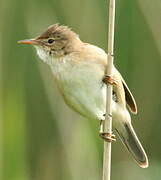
<box><xmin>18</xmin><ymin>24</ymin><xmax>81</xmax><ymax>62</ymax></box>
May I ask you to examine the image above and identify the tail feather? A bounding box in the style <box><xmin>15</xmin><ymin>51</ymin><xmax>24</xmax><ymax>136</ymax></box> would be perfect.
<box><xmin>116</xmin><ymin>122</ymin><xmax>148</xmax><ymax>168</ymax></box>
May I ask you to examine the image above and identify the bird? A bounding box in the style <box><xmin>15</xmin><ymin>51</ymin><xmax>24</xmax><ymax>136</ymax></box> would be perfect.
<box><xmin>18</xmin><ymin>24</ymin><xmax>148</xmax><ymax>168</ymax></box>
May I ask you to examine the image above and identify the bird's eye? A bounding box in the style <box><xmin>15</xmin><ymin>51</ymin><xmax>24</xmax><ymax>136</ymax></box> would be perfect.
<box><xmin>47</xmin><ymin>39</ymin><xmax>55</xmax><ymax>44</ymax></box>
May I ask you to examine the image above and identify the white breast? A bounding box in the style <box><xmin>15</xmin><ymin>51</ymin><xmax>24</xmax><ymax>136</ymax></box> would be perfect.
<box><xmin>35</xmin><ymin>46</ymin><xmax>109</xmax><ymax>121</ymax></box>
<box><xmin>49</xmin><ymin>55</ymin><xmax>107</xmax><ymax>121</ymax></box>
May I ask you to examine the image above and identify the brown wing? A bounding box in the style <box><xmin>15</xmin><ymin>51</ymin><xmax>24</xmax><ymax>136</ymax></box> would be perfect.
<box><xmin>113</xmin><ymin>67</ymin><xmax>137</xmax><ymax>114</ymax></box>
<box><xmin>92</xmin><ymin>48</ymin><xmax>137</xmax><ymax>114</ymax></box>
<box><xmin>121</xmin><ymin>77</ymin><xmax>137</xmax><ymax>114</ymax></box>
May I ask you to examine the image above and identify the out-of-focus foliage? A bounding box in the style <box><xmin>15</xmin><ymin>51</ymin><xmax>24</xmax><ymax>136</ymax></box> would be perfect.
<box><xmin>1</xmin><ymin>0</ymin><xmax>161</xmax><ymax>179</ymax></box>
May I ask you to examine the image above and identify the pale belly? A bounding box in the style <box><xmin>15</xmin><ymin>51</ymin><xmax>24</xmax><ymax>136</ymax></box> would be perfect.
<box><xmin>51</xmin><ymin>61</ymin><xmax>106</xmax><ymax>121</ymax></box>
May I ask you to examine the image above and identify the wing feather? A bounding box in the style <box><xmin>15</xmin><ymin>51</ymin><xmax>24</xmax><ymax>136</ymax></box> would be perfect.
<box><xmin>113</xmin><ymin>67</ymin><xmax>137</xmax><ymax>114</ymax></box>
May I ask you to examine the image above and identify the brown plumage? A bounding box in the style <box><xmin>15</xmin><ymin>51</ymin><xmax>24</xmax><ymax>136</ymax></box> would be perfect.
<box><xmin>36</xmin><ymin>24</ymin><xmax>78</xmax><ymax>40</ymax></box>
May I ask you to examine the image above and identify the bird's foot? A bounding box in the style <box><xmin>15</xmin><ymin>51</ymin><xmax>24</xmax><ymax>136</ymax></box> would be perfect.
<box><xmin>102</xmin><ymin>75</ymin><xmax>117</xmax><ymax>86</ymax></box>
<box><xmin>99</xmin><ymin>132</ymin><xmax>116</xmax><ymax>142</ymax></box>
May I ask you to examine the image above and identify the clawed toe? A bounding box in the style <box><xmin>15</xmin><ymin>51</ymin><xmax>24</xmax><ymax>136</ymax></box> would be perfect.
<box><xmin>102</xmin><ymin>75</ymin><xmax>117</xmax><ymax>86</ymax></box>
<box><xmin>99</xmin><ymin>132</ymin><xmax>116</xmax><ymax>142</ymax></box>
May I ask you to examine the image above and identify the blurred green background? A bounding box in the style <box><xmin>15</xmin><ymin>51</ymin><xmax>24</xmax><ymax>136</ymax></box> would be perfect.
<box><xmin>1</xmin><ymin>0</ymin><xmax>161</xmax><ymax>179</ymax></box>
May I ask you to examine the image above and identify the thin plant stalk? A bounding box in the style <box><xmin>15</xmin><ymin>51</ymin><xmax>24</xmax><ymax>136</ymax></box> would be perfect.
<box><xmin>102</xmin><ymin>0</ymin><xmax>116</xmax><ymax>180</ymax></box>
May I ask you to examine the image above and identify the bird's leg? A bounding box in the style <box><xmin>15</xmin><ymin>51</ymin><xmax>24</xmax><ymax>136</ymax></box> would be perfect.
<box><xmin>99</xmin><ymin>120</ymin><xmax>116</xmax><ymax>142</ymax></box>
<box><xmin>102</xmin><ymin>75</ymin><xmax>118</xmax><ymax>86</ymax></box>
<box><xmin>101</xmin><ymin>75</ymin><xmax>117</xmax><ymax>142</ymax></box>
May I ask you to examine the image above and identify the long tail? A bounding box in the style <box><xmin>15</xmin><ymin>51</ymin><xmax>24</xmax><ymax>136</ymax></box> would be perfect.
<box><xmin>115</xmin><ymin>122</ymin><xmax>149</xmax><ymax>168</ymax></box>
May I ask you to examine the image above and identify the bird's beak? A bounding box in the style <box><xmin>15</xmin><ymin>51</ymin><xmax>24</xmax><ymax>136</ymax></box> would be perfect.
<box><xmin>17</xmin><ymin>39</ymin><xmax>39</xmax><ymax>45</ymax></box>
